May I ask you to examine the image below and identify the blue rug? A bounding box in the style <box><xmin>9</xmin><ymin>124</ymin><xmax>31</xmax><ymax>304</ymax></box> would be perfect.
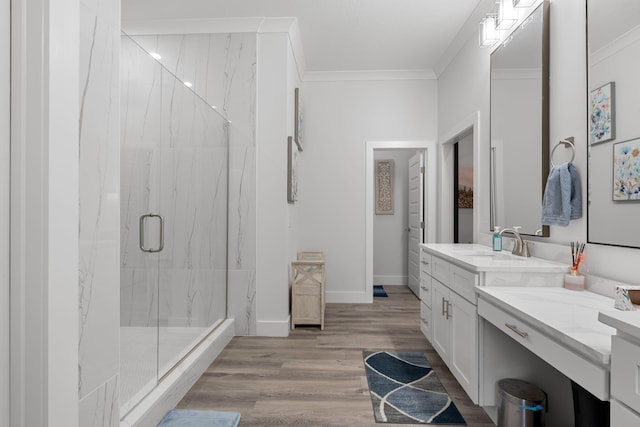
<box><xmin>373</xmin><ymin>285</ymin><xmax>388</xmax><ymax>297</ymax></box>
<box><xmin>364</xmin><ymin>351</ymin><xmax>466</xmax><ymax>424</ymax></box>
<box><xmin>157</xmin><ymin>409</ymin><xmax>241</xmax><ymax>427</ymax></box>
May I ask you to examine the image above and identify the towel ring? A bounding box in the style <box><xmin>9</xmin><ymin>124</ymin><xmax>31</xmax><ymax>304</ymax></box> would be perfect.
<box><xmin>551</xmin><ymin>138</ymin><xmax>575</xmax><ymax>167</ymax></box>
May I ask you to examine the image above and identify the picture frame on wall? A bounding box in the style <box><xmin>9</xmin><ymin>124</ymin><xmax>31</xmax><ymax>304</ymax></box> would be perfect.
<box><xmin>288</xmin><ymin>136</ymin><xmax>299</xmax><ymax>203</ymax></box>
<box><xmin>590</xmin><ymin>81</ymin><xmax>615</xmax><ymax>144</ymax></box>
<box><xmin>613</xmin><ymin>137</ymin><xmax>640</xmax><ymax>201</ymax></box>
<box><xmin>375</xmin><ymin>159</ymin><xmax>394</xmax><ymax>215</ymax></box>
<box><xmin>294</xmin><ymin>88</ymin><xmax>304</xmax><ymax>151</ymax></box>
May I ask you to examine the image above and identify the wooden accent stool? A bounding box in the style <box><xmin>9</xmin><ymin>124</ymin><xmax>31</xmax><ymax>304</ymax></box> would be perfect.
<box><xmin>291</xmin><ymin>251</ymin><xmax>325</xmax><ymax>330</ymax></box>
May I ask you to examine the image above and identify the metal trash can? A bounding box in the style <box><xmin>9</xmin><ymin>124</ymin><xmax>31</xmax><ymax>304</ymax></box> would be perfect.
<box><xmin>497</xmin><ymin>378</ymin><xmax>547</xmax><ymax>427</ymax></box>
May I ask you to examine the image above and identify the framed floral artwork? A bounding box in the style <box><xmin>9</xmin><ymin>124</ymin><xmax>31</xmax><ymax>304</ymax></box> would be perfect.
<box><xmin>590</xmin><ymin>82</ymin><xmax>615</xmax><ymax>144</ymax></box>
<box><xmin>613</xmin><ymin>138</ymin><xmax>640</xmax><ymax>201</ymax></box>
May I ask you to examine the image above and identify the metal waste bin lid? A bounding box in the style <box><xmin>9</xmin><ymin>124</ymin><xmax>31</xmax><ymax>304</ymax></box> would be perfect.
<box><xmin>498</xmin><ymin>379</ymin><xmax>546</xmax><ymax>406</ymax></box>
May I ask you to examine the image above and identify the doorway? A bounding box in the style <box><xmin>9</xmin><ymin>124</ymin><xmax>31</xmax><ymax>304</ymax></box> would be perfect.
<box><xmin>365</xmin><ymin>140</ymin><xmax>436</xmax><ymax>303</ymax></box>
<box><xmin>453</xmin><ymin>132</ymin><xmax>474</xmax><ymax>243</ymax></box>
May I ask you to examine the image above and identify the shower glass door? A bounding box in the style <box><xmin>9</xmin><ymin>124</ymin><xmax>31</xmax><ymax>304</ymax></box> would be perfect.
<box><xmin>155</xmin><ymin>65</ymin><xmax>229</xmax><ymax>379</ymax></box>
<box><xmin>120</xmin><ymin>34</ymin><xmax>228</xmax><ymax>413</ymax></box>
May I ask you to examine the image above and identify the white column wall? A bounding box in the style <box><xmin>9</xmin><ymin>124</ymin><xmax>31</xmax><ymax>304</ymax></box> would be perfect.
<box><xmin>255</xmin><ymin>32</ymin><xmax>296</xmax><ymax>336</ymax></box>
<box><xmin>10</xmin><ymin>0</ymin><xmax>80</xmax><ymax>424</ymax></box>
<box><xmin>298</xmin><ymin>79</ymin><xmax>437</xmax><ymax>303</ymax></box>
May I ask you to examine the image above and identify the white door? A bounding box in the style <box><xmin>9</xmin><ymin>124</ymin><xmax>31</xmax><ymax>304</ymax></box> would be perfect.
<box><xmin>407</xmin><ymin>152</ymin><xmax>423</xmax><ymax>296</ymax></box>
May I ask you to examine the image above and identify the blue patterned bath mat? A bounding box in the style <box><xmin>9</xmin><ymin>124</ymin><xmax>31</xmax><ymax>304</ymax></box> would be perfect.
<box><xmin>373</xmin><ymin>285</ymin><xmax>388</xmax><ymax>297</ymax></box>
<box><xmin>364</xmin><ymin>351</ymin><xmax>466</xmax><ymax>424</ymax></box>
<box><xmin>157</xmin><ymin>409</ymin><xmax>241</xmax><ymax>427</ymax></box>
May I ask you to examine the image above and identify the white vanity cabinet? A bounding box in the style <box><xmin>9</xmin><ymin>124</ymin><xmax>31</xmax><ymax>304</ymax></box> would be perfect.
<box><xmin>598</xmin><ymin>312</ymin><xmax>640</xmax><ymax>425</ymax></box>
<box><xmin>420</xmin><ymin>248</ymin><xmax>479</xmax><ymax>403</ymax></box>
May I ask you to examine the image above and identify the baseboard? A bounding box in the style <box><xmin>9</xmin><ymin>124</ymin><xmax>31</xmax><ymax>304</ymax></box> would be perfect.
<box><xmin>325</xmin><ymin>291</ymin><xmax>371</xmax><ymax>304</ymax></box>
<box><xmin>373</xmin><ymin>275</ymin><xmax>408</xmax><ymax>286</ymax></box>
<box><xmin>120</xmin><ymin>319</ymin><xmax>235</xmax><ymax>427</ymax></box>
<box><xmin>257</xmin><ymin>317</ymin><xmax>291</xmax><ymax>337</ymax></box>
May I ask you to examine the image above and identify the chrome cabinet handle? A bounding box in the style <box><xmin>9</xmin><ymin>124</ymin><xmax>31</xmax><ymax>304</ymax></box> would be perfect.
<box><xmin>445</xmin><ymin>301</ymin><xmax>451</xmax><ymax>320</ymax></box>
<box><xmin>139</xmin><ymin>213</ymin><xmax>164</xmax><ymax>253</ymax></box>
<box><xmin>421</xmin><ymin>260</ymin><xmax>430</xmax><ymax>265</ymax></box>
<box><xmin>505</xmin><ymin>323</ymin><xmax>528</xmax><ymax>338</ymax></box>
<box><xmin>420</xmin><ymin>317</ymin><xmax>428</xmax><ymax>326</ymax></box>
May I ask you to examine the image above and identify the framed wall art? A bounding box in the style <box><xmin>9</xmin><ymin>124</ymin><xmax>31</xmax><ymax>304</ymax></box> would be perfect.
<box><xmin>590</xmin><ymin>81</ymin><xmax>615</xmax><ymax>144</ymax></box>
<box><xmin>375</xmin><ymin>159</ymin><xmax>394</xmax><ymax>215</ymax></box>
<box><xmin>288</xmin><ymin>136</ymin><xmax>299</xmax><ymax>203</ymax></box>
<box><xmin>613</xmin><ymin>138</ymin><xmax>640</xmax><ymax>201</ymax></box>
<box><xmin>294</xmin><ymin>88</ymin><xmax>304</xmax><ymax>151</ymax></box>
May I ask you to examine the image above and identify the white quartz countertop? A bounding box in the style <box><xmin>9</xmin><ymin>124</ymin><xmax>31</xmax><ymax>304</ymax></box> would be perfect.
<box><xmin>477</xmin><ymin>287</ymin><xmax>616</xmax><ymax>365</ymax></box>
<box><xmin>420</xmin><ymin>243</ymin><xmax>568</xmax><ymax>273</ymax></box>
<box><xmin>599</xmin><ymin>309</ymin><xmax>640</xmax><ymax>340</ymax></box>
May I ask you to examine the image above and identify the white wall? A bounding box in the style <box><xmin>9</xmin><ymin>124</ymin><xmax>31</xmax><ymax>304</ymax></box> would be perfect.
<box><xmin>440</xmin><ymin>0</ymin><xmax>640</xmax><ymax>287</ymax></box>
<box><xmin>373</xmin><ymin>149</ymin><xmax>413</xmax><ymax>285</ymax></box>
<box><xmin>298</xmin><ymin>79</ymin><xmax>437</xmax><ymax>302</ymax></box>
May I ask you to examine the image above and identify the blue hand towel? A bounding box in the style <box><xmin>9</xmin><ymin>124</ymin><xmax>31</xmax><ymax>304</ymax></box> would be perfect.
<box><xmin>541</xmin><ymin>162</ymin><xmax>582</xmax><ymax>226</ymax></box>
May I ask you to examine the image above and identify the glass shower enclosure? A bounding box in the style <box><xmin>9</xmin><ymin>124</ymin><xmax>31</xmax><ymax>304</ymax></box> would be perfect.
<box><xmin>119</xmin><ymin>34</ymin><xmax>229</xmax><ymax>414</ymax></box>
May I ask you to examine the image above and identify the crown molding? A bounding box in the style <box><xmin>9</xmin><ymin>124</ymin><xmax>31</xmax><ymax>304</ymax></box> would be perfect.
<box><xmin>590</xmin><ymin>24</ymin><xmax>640</xmax><ymax>67</ymax></box>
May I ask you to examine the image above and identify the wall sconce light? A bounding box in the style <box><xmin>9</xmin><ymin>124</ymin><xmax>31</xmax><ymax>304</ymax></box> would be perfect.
<box><xmin>479</xmin><ymin>14</ymin><xmax>499</xmax><ymax>47</ymax></box>
<box><xmin>513</xmin><ymin>0</ymin><xmax>536</xmax><ymax>7</ymax></box>
<box><xmin>496</xmin><ymin>0</ymin><xmax>517</xmax><ymax>30</ymax></box>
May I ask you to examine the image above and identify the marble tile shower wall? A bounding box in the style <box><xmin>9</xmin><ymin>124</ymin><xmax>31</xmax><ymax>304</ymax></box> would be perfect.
<box><xmin>127</xmin><ymin>33</ymin><xmax>258</xmax><ymax>335</ymax></box>
<box><xmin>78</xmin><ymin>0</ymin><xmax>120</xmax><ymax>425</ymax></box>
<box><xmin>120</xmin><ymin>36</ymin><xmax>229</xmax><ymax>329</ymax></box>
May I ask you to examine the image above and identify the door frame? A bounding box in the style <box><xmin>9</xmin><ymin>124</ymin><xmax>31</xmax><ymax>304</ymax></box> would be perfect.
<box><xmin>365</xmin><ymin>140</ymin><xmax>437</xmax><ymax>303</ymax></box>
<box><xmin>439</xmin><ymin>112</ymin><xmax>481</xmax><ymax>243</ymax></box>
<box><xmin>10</xmin><ymin>0</ymin><xmax>80</xmax><ymax>425</ymax></box>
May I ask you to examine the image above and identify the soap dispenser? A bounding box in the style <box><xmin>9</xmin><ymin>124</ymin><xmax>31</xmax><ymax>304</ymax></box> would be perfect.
<box><xmin>492</xmin><ymin>227</ymin><xmax>502</xmax><ymax>251</ymax></box>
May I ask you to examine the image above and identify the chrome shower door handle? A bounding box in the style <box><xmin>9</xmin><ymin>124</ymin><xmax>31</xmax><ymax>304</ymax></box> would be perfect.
<box><xmin>139</xmin><ymin>213</ymin><xmax>164</xmax><ymax>253</ymax></box>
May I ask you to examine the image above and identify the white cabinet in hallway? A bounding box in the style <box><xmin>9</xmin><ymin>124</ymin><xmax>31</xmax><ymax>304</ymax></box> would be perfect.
<box><xmin>420</xmin><ymin>248</ymin><xmax>479</xmax><ymax>403</ymax></box>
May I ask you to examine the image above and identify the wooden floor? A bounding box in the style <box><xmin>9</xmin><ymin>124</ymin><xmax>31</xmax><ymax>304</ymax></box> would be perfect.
<box><xmin>178</xmin><ymin>286</ymin><xmax>495</xmax><ymax>426</ymax></box>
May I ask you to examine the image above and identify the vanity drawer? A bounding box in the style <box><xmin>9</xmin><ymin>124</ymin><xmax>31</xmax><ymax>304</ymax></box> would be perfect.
<box><xmin>611</xmin><ymin>336</ymin><xmax>640</xmax><ymax>412</ymax></box>
<box><xmin>420</xmin><ymin>301</ymin><xmax>432</xmax><ymax>341</ymax></box>
<box><xmin>450</xmin><ymin>265</ymin><xmax>477</xmax><ymax>304</ymax></box>
<box><xmin>478</xmin><ymin>297</ymin><xmax>610</xmax><ymax>400</ymax></box>
<box><xmin>420</xmin><ymin>251</ymin><xmax>432</xmax><ymax>276</ymax></box>
<box><xmin>431</xmin><ymin>256</ymin><xmax>450</xmax><ymax>285</ymax></box>
<box><xmin>420</xmin><ymin>276</ymin><xmax>432</xmax><ymax>307</ymax></box>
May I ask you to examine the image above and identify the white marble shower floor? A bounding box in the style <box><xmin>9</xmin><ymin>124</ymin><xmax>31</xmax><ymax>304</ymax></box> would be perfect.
<box><xmin>119</xmin><ymin>325</ymin><xmax>211</xmax><ymax>415</ymax></box>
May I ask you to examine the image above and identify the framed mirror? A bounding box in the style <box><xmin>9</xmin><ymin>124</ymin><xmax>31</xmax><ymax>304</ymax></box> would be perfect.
<box><xmin>490</xmin><ymin>2</ymin><xmax>550</xmax><ymax>236</ymax></box>
<box><xmin>587</xmin><ymin>0</ymin><xmax>640</xmax><ymax>248</ymax></box>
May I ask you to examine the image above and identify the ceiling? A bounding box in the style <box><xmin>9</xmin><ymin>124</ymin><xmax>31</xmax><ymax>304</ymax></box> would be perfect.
<box><xmin>122</xmin><ymin>0</ymin><xmax>485</xmax><ymax>74</ymax></box>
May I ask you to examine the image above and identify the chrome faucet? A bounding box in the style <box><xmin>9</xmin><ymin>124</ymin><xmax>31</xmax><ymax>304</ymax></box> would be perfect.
<box><xmin>499</xmin><ymin>226</ymin><xmax>531</xmax><ymax>257</ymax></box>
